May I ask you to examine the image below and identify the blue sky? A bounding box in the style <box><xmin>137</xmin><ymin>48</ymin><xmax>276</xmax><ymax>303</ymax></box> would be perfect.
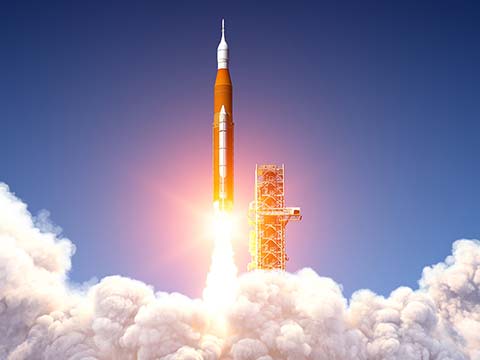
<box><xmin>1</xmin><ymin>0</ymin><xmax>479</xmax><ymax>298</ymax></box>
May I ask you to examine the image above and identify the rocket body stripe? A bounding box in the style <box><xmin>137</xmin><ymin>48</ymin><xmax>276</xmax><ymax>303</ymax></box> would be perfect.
<box><xmin>213</xmin><ymin>20</ymin><xmax>234</xmax><ymax>211</ymax></box>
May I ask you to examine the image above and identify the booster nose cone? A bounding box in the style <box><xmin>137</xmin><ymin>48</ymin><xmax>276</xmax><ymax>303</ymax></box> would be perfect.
<box><xmin>220</xmin><ymin>104</ymin><xmax>227</xmax><ymax>115</ymax></box>
<box><xmin>217</xmin><ymin>18</ymin><xmax>229</xmax><ymax>69</ymax></box>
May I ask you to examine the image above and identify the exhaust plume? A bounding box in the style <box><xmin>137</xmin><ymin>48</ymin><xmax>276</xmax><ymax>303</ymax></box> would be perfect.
<box><xmin>1</xmin><ymin>182</ymin><xmax>479</xmax><ymax>359</ymax></box>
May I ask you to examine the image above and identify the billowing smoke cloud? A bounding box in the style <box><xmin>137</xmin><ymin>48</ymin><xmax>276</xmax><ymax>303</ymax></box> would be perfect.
<box><xmin>1</xmin><ymin>182</ymin><xmax>479</xmax><ymax>359</ymax></box>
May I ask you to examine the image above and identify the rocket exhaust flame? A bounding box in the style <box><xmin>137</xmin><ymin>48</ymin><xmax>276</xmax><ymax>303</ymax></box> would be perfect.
<box><xmin>203</xmin><ymin>211</ymin><xmax>238</xmax><ymax>315</ymax></box>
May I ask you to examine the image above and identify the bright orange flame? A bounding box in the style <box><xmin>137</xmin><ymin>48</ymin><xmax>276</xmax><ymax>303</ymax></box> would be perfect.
<box><xmin>203</xmin><ymin>210</ymin><xmax>238</xmax><ymax>316</ymax></box>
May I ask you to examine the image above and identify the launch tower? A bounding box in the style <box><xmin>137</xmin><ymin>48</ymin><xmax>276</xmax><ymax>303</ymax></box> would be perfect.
<box><xmin>248</xmin><ymin>165</ymin><xmax>302</xmax><ymax>271</ymax></box>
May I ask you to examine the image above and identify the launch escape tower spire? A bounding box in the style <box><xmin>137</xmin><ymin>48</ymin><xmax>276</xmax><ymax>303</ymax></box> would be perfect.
<box><xmin>248</xmin><ymin>165</ymin><xmax>302</xmax><ymax>271</ymax></box>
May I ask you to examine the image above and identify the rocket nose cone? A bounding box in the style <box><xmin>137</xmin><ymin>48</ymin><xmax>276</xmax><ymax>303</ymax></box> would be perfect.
<box><xmin>220</xmin><ymin>105</ymin><xmax>227</xmax><ymax>114</ymax></box>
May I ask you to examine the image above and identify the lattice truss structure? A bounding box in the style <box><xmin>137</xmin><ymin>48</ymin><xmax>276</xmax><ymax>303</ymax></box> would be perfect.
<box><xmin>248</xmin><ymin>164</ymin><xmax>302</xmax><ymax>271</ymax></box>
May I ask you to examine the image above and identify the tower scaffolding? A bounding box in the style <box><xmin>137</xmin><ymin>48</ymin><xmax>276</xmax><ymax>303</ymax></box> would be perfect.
<box><xmin>248</xmin><ymin>164</ymin><xmax>302</xmax><ymax>271</ymax></box>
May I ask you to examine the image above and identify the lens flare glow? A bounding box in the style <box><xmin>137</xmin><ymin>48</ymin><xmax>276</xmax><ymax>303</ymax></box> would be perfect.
<box><xmin>203</xmin><ymin>210</ymin><xmax>238</xmax><ymax>315</ymax></box>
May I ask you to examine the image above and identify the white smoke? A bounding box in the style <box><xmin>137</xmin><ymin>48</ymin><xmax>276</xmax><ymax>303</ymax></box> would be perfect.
<box><xmin>0</xmin><ymin>182</ymin><xmax>479</xmax><ymax>359</ymax></box>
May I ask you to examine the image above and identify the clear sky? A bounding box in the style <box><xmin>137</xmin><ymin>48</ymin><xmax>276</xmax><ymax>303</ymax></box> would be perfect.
<box><xmin>1</xmin><ymin>1</ymin><xmax>479</xmax><ymax>298</ymax></box>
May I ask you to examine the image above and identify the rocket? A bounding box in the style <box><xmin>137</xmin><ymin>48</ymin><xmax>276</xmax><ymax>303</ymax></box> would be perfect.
<box><xmin>213</xmin><ymin>19</ymin><xmax>234</xmax><ymax>212</ymax></box>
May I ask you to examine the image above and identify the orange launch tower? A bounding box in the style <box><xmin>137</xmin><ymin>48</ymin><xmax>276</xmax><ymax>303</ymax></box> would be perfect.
<box><xmin>213</xmin><ymin>19</ymin><xmax>234</xmax><ymax>212</ymax></box>
<box><xmin>248</xmin><ymin>165</ymin><xmax>302</xmax><ymax>271</ymax></box>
